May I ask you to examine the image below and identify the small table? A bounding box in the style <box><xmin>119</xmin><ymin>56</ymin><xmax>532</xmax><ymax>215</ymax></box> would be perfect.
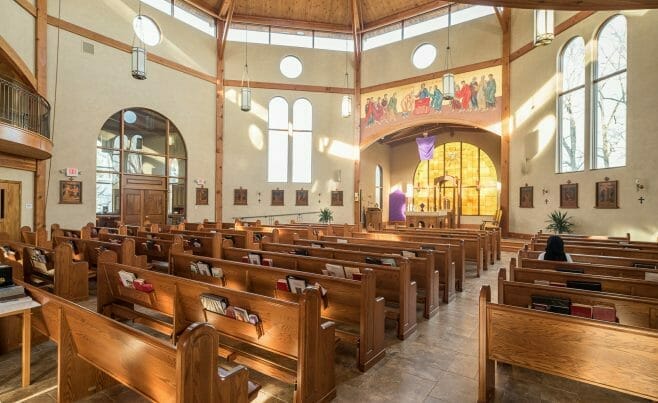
<box><xmin>0</xmin><ymin>299</ymin><xmax>40</xmax><ymax>387</ymax></box>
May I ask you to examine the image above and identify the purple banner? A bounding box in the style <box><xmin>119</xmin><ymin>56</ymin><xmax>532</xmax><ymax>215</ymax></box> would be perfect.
<box><xmin>416</xmin><ymin>136</ymin><xmax>436</xmax><ymax>161</ymax></box>
<box><xmin>389</xmin><ymin>190</ymin><xmax>407</xmax><ymax>222</ymax></box>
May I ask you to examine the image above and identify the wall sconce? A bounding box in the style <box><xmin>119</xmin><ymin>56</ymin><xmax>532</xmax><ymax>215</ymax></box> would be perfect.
<box><xmin>635</xmin><ymin>179</ymin><xmax>645</xmax><ymax>192</ymax></box>
<box><xmin>194</xmin><ymin>179</ymin><xmax>206</xmax><ymax>188</ymax></box>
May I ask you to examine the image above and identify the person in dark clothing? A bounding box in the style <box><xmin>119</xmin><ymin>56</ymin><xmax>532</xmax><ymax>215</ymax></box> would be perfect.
<box><xmin>539</xmin><ymin>235</ymin><xmax>573</xmax><ymax>262</ymax></box>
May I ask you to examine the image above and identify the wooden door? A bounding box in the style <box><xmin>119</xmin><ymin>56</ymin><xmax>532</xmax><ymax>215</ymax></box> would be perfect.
<box><xmin>143</xmin><ymin>190</ymin><xmax>165</xmax><ymax>225</ymax></box>
<box><xmin>124</xmin><ymin>189</ymin><xmax>143</xmax><ymax>226</ymax></box>
<box><xmin>0</xmin><ymin>181</ymin><xmax>21</xmax><ymax>241</ymax></box>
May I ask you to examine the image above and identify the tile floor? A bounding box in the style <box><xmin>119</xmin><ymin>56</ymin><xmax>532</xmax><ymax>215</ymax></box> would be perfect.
<box><xmin>0</xmin><ymin>252</ymin><xmax>650</xmax><ymax>402</ymax></box>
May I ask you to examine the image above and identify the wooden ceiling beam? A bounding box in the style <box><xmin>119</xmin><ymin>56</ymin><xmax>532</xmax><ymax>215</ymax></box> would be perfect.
<box><xmin>179</xmin><ymin>0</ymin><xmax>220</xmax><ymax>19</ymax></box>
<box><xmin>218</xmin><ymin>0</ymin><xmax>234</xmax><ymax>59</ymax></box>
<box><xmin>450</xmin><ymin>0</ymin><xmax>658</xmax><ymax>10</ymax></box>
<box><xmin>351</xmin><ymin>0</ymin><xmax>363</xmax><ymax>56</ymax></box>
<box><xmin>362</xmin><ymin>1</ymin><xmax>451</xmax><ymax>33</ymax></box>
<box><xmin>230</xmin><ymin>14</ymin><xmax>352</xmax><ymax>33</ymax></box>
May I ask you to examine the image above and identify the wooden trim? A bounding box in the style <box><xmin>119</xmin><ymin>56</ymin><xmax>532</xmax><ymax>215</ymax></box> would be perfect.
<box><xmin>0</xmin><ymin>122</ymin><xmax>53</xmax><ymax>159</ymax></box>
<box><xmin>507</xmin><ymin>232</ymin><xmax>533</xmax><ymax>240</ymax></box>
<box><xmin>352</xmin><ymin>0</ymin><xmax>362</xmax><ymax>227</ymax></box>
<box><xmin>446</xmin><ymin>0</ymin><xmax>657</xmax><ymax>10</ymax></box>
<box><xmin>224</xmin><ymin>80</ymin><xmax>352</xmax><ymax>94</ymax></box>
<box><xmin>231</xmin><ymin>14</ymin><xmax>352</xmax><ymax>34</ymax></box>
<box><xmin>46</xmin><ymin>16</ymin><xmax>216</xmax><ymax>83</ymax></box>
<box><xmin>510</xmin><ymin>11</ymin><xmax>595</xmax><ymax>62</ymax></box>
<box><xmin>500</xmin><ymin>9</ymin><xmax>511</xmax><ymax>238</ymax></box>
<box><xmin>362</xmin><ymin>1</ymin><xmax>450</xmax><ymax>33</ymax></box>
<box><xmin>180</xmin><ymin>0</ymin><xmax>220</xmax><ymax>19</ymax></box>
<box><xmin>13</xmin><ymin>0</ymin><xmax>37</xmax><ymax>16</ymax></box>
<box><xmin>0</xmin><ymin>152</ymin><xmax>37</xmax><ymax>171</ymax></box>
<box><xmin>361</xmin><ymin>58</ymin><xmax>502</xmax><ymax>93</ymax></box>
<box><xmin>34</xmin><ymin>0</ymin><xmax>47</xmax><ymax>231</ymax></box>
<box><xmin>0</xmin><ymin>35</ymin><xmax>38</xmax><ymax>91</ymax></box>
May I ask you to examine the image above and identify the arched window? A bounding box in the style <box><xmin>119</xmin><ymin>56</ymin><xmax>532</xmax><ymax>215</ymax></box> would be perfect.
<box><xmin>375</xmin><ymin>165</ymin><xmax>383</xmax><ymax>209</ymax></box>
<box><xmin>557</xmin><ymin>37</ymin><xmax>585</xmax><ymax>173</ymax></box>
<box><xmin>292</xmin><ymin>99</ymin><xmax>312</xmax><ymax>183</ymax></box>
<box><xmin>594</xmin><ymin>15</ymin><xmax>627</xmax><ymax>169</ymax></box>
<box><xmin>412</xmin><ymin>142</ymin><xmax>497</xmax><ymax>216</ymax></box>
<box><xmin>96</xmin><ymin>109</ymin><xmax>186</xmax><ymax>224</ymax></box>
<box><xmin>267</xmin><ymin>97</ymin><xmax>289</xmax><ymax>182</ymax></box>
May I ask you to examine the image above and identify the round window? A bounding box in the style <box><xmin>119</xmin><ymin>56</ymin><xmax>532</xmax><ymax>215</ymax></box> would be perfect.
<box><xmin>280</xmin><ymin>56</ymin><xmax>303</xmax><ymax>79</ymax></box>
<box><xmin>412</xmin><ymin>44</ymin><xmax>437</xmax><ymax>69</ymax></box>
<box><xmin>133</xmin><ymin>15</ymin><xmax>161</xmax><ymax>46</ymax></box>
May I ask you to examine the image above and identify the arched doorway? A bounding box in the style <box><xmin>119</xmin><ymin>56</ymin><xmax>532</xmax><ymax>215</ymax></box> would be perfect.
<box><xmin>96</xmin><ymin>108</ymin><xmax>187</xmax><ymax>226</ymax></box>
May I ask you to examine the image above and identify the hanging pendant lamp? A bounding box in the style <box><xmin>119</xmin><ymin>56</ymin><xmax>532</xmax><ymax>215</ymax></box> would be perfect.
<box><xmin>534</xmin><ymin>10</ymin><xmax>555</xmax><ymax>46</ymax></box>
<box><xmin>131</xmin><ymin>2</ymin><xmax>147</xmax><ymax>80</ymax></box>
<box><xmin>240</xmin><ymin>26</ymin><xmax>252</xmax><ymax>112</ymax></box>
<box><xmin>442</xmin><ymin>5</ymin><xmax>454</xmax><ymax>100</ymax></box>
<box><xmin>341</xmin><ymin>36</ymin><xmax>352</xmax><ymax>118</ymax></box>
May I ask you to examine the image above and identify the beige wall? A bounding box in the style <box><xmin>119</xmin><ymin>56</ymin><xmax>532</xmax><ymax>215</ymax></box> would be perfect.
<box><xmin>44</xmin><ymin>13</ymin><xmax>216</xmax><ymax>229</ymax></box>
<box><xmin>0</xmin><ymin>167</ymin><xmax>35</xmax><ymax>229</ymax></box>
<box><xmin>362</xmin><ymin>13</ymin><xmax>501</xmax><ymax>88</ymax></box>
<box><xmin>48</xmin><ymin>0</ymin><xmax>216</xmax><ymax>76</ymax></box>
<box><xmin>0</xmin><ymin>1</ymin><xmax>36</xmax><ymax>74</ymax></box>
<box><xmin>509</xmin><ymin>10</ymin><xmax>658</xmax><ymax>241</ymax></box>
<box><xmin>360</xmin><ymin>142</ymin><xmax>390</xmax><ymax>220</ymax></box>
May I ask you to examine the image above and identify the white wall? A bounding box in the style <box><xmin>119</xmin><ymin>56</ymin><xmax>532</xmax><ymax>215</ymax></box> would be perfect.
<box><xmin>0</xmin><ymin>0</ymin><xmax>36</xmax><ymax>74</ymax></box>
<box><xmin>0</xmin><ymin>167</ymin><xmax>35</xmax><ymax>229</ymax></box>
<box><xmin>360</xmin><ymin>142</ymin><xmax>391</xmax><ymax>220</ymax></box>
<box><xmin>509</xmin><ymin>10</ymin><xmax>658</xmax><ymax>241</ymax></box>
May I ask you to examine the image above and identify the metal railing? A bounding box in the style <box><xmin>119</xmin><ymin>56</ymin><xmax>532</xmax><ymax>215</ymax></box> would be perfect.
<box><xmin>233</xmin><ymin>211</ymin><xmax>321</xmax><ymax>226</ymax></box>
<box><xmin>0</xmin><ymin>75</ymin><xmax>51</xmax><ymax>139</ymax></box>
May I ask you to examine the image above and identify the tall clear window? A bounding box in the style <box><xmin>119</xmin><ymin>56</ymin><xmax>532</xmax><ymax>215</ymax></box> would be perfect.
<box><xmin>267</xmin><ymin>97</ymin><xmax>289</xmax><ymax>182</ymax></box>
<box><xmin>292</xmin><ymin>99</ymin><xmax>312</xmax><ymax>183</ymax></box>
<box><xmin>558</xmin><ymin>37</ymin><xmax>586</xmax><ymax>173</ymax></box>
<box><xmin>594</xmin><ymin>15</ymin><xmax>627</xmax><ymax>169</ymax></box>
<box><xmin>375</xmin><ymin>165</ymin><xmax>383</xmax><ymax>209</ymax></box>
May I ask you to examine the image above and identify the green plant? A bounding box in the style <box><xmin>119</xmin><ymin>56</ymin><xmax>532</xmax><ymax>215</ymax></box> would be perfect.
<box><xmin>319</xmin><ymin>208</ymin><xmax>334</xmax><ymax>224</ymax></box>
<box><xmin>545</xmin><ymin>210</ymin><xmax>575</xmax><ymax>234</ymax></box>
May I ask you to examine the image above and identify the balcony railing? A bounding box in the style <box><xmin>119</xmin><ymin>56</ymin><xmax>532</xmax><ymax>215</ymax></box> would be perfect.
<box><xmin>0</xmin><ymin>75</ymin><xmax>51</xmax><ymax>139</ymax></box>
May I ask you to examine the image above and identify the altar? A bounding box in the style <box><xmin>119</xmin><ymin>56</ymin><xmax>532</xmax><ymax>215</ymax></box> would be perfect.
<box><xmin>405</xmin><ymin>210</ymin><xmax>452</xmax><ymax>228</ymax></box>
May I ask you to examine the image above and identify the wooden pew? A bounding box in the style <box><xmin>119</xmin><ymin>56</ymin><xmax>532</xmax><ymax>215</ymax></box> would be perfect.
<box><xmin>509</xmin><ymin>265</ymin><xmax>658</xmax><ymax>300</ymax></box>
<box><xmin>525</xmin><ymin>242</ymin><xmax>658</xmax><ymax>261</ymax></box>
<box><xmin>24</xmin><ymin>283</ymin><xmax>250</xmax><ymax>403</ymax></box>
<box><xmin>318</xmin><ymin>235</ymin><xmax>466</xmax><ymax>292</ymax></box>
<box><xmin>518</xmin><ymin>249</ymin><xmax>658</xmax><ymax>269</ymax></box>
<box><xmin>531</xmin><ymin>235</ymin><xmax>658</xmax><ymax>251</ymax></box>
<box><xmin>515</xmin><ymin>257</ymin><xmax>657</xmax><ymax>280</ymax></box>
<box><xmin>260</xmin><ymin>240</ymin><xmax>444</xmax><ymax>315</ymax></box>
<box><xmin>137</xmin><ymin>231</ymin><xmax>222</xmax><ymax>258</ymax></box>
<box><xmin>19</xmin><ymin>243</ymin><xmax>91</xmax><ymax>301</ymax></box>
<box><xmin>98</xmin><ymin>233</ymin><xmax>186</xmax><ymax>270</ymax></box>
<box><xmin>497</xmin><ymin>269</ymin><xmax>658</xmax><ymax>329</ymax></box>
<box><xmin>50</xmin><ymin>223</ymin><xmax>93</xmax><ymax>240</ymax></box>
<box><xmin>291</xmin><ymin>238</ymin><xmax>456</xmax><ymax>300</ymax></box>
<box><xmin>478</xmin><ymin>282</ymin><xmax>658</xmax><ymax>403</ymax></box>
<box><xmin>170</xmin><ymin>228</ymin><xmax>252</xmax><ymax>249</ymax></box>
<box><xmin>220</xmin><ymin>245</ymin><xmax>418</xmax><ymax>340</ymax></box>
<box><xmin>350</xmin><ymin>230</ymin><xmax>484</xmax><ymax>277</ymax></box>
<box><xmin>535</xmin><ymin>230</ymin><xmax>630</xmax><ymax>241</ymax></box>
<box><xmin>170</xmin><ymin>253</ymin><xmax>386</xmax><ymax>371</ymax></box>
<box><xmin>20</xmin><ymin>226</ymin><xmax>51</xmax><ymax>249</ymax></box>
<box><xmin>53</xmin><ymin>235</ymin><xmax>148</xmax><ymax>270</ymax></box>
<box><xmin>98</xmin><ymin>262</ymin><xmax>336</xmax><ymax>403</ymax></box>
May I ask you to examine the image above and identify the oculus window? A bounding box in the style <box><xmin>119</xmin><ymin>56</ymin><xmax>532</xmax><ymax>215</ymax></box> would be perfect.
<box><xmin>280</xmin><ymin>56</ymin><xmax>303</xmax><ymax>79</ymax></box>
<box><xmin>133</xmin><ymin>15</ymin><xmax>161</xmax><ymax>46</ymax></box>
<box><xmin>412</xmin><ymin>43</ymin><xmax>437</xmax><ymax>69</ymax></box>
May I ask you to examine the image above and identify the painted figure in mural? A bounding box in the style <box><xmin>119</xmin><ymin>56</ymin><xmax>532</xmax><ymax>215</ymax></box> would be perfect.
<box><xmin>485</xmin><ymin>74</ymin><xmax>497</xmax><ymax>108</ymax></box>
<box><xmin>430</xmin><ymin>85</ymin><xmax>443</xmax><ymax>111</ymax></box>
<box><xmin>478</xmin><ymin>75</ymin><xmax>487</xmax><ymax>111</ymax></box>
<box><xmin>374</xmin><ymin>96</ymin><xmax>384</xmax><ymax>123</ymax></box>
<box><xmin>470</xmin><ymin>77</ymin><xmax>479</xmax><ymax>110</ymax></box>
<box><xmin>387</xmin><ymin>92</ymin><xmax>398</xmax><ymax>121</ymax></box>
<box><xmin>366</xmin><ymin>97</ymin><xmax>375</xmax><ymax>126</ymax></box>
<box><xmin>381</xmin><ymin>94</ymin><xmax>389</xmax><ymax>122</ymax></box>
<box><xmin>417</xmin><ymin>83</ymin><xmax>430</xmax><ymax>99</ymax></box>
<box><xmin>401</xmin><ymin>89</ymin><xmax>414</xmax><ymax>118</ymax></box>
<box><xmin>451</xmin><ymin>83</ymin><xmax>462</xmax><ymax>110</ymax></box>
<box><xmin>459</xmin><ymin>81</ymin><xmax>472</xmax><ymax>110</ymax></box>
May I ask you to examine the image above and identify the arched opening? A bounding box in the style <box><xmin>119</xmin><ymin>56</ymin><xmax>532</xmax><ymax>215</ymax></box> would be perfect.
<box><xmin>96</xmin><ymin>108</ymin><xmax>187</xmax><ymax>227</ymax></box>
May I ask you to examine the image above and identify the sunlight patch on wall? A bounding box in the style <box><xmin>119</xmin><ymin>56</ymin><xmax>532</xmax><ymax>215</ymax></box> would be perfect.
<box><xmin>225</xmin><ymin>88</ymin><xmax>268</xmax><ymax>123</ymax></box>
<box><xmin>514</xmin><ymin>74</ymin><xmax>557</xmax><ymax>131</ymax></box>
<box><xmin>327</xmin><ymin>140</ymin><xmax>357</xmax><ymax>160</ymax></box>
<box><xmin>536</xmin><ymin>115</ymin><xmax>556</xmax><ymax>155</ymax></box>
<box><xmin>318</xmin><ymin>137</ymin><xmax>330</xmax><ymax>153</ymax></box>
<box><xmin>248</xmin><ymin>124</ymin><xmax>264</xmax><ymax>150</ymax></box>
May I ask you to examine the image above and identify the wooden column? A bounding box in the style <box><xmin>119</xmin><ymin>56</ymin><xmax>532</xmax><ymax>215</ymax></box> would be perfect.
<box><xmin>500</xmin><ymin>9</ymin><xmax>511</xmax><ymax>237</ymax></box>
<box><xmin>215</xmin><ymin>23</ymin><xmax>224</xmax><ymax>223</ymax></box>
<box><xmin>35</xmin><ymin>0</ymin><xmax>47</xmax><ymax>230</ymax></box>
<box><xmin>352</xmin><ymin>0</ymin><xmax>362</xmax><ymax>227</ymax></box>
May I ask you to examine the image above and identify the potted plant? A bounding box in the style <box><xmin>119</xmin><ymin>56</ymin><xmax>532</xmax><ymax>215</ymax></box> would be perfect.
<box><xmin>319</xmin><ymin>208</ymin><xmax>334</xmax><ymax>224</ymax></box>
<box><xmin>545</xmin><ymin>210</ymin><xmax>575</xmax><ymax>234</ymax></box>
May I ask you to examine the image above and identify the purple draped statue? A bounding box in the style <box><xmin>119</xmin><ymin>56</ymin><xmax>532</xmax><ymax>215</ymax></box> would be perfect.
<box><xmin>416</xmin><ymin>135</ymin><xmax>436</xmax><ymax>161</ymax></box>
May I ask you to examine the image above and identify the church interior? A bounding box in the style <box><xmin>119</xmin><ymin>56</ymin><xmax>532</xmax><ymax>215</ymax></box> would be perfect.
<box><xmin>1</xmin><ymin>0</ymin><xmax>657</xmax><ymax>401</ymax></box>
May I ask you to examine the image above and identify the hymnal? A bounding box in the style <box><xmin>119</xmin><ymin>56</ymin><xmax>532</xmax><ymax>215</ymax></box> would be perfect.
<box><xmin>248</xmin><ymin>314</ymin><xmax>260</xmax><ymax>324</ymax></box>
<box><xmin>311</xmin><ymin>243</ymin><xmax>323</xmax><ymax>248</ymax></box>
<box><xmin>118</xmin><ymin>270</ymin><xmax>137</xmax><ymax>288</ymax></box>
<box><xmin>200</xmin><ymin>294</ymin><xmax>228</xmax><ymax>315</ymax></box>
<box><xmin>325</xmin><ymin>264</ymin><xmax>346</xmax><ymax>278</ymax></box>
<box><xmin>570</xmin><ymin>303</ymin><xmax>593</xmax><ymax>319</ymax></box>
<box><xmin>556</xmin><ymin>267</ymin><xmax>585</xmax><ymax>274</ymax></box>
<box><xmin>531</xmin><ymin>295</ymin><xmax>570</xmax><ymax>314</ymax></box>
<box><xmin>566</xmin><ymin>280</ymin><xmax>602</xmax><ymax>292</ymax></box>
<box><xmin>248</xmin><ymin>253</ymin><xmax>261</xmax><ymax>265</ymax></box>
<box><xmin>336</xmin><ymin>239</ymin><xmax>348</xmax><ymax>244</ymax></box>
<box><xmin>380</xmin><ymin>258</ymin><xmax>397</xmax><ymax>267</ymax></box>
<box><xmin>645</xmin><ymin>272</ymin><xmax>658</xmax><ymax>282</ymax></box>
<box><xmin>286</xmin><ymin>276</ymin><xmax>308</xmax><ymax>294</ymax></box>
<box><xmin>0</xmin><ymin>265</ymin><xmax>13</xmax><ymax>288</ymax></box>
<box><xmin>344</xmin><ymin>267</ymin><xmax>361</xmax><ymax>280</ymax></box>
<box><xmin>365</xmin><ymin>256</ymin><xmax>382</xmax><ymax>265</ymax></box>
<box><xmin>233</xmin><ymin>307</ymin><xmax>250</xmax><ymax>322</ymax></box>
<box><xmin>262</xmin><ymin>258</ymin><xmax>274</xmax><ymax>267</ymax></box>
<box><xmin>292</xmin><ymin>249</ymin><xmax>309</xmax><ymax>256</ymax></box>
<box><xmin>420</xmin><ymin>245</ymin><xmax>435</xmax><ymax>251</ymax></box>
<box><xmin>211</xmin><ymin>267</ymin><xmax>224</xmax><ymax>279</ymax></box>
<box><xmin>313</xmin><ymin>282</ymin><xmax>328</xmax><ymax>297</ymax></box>
<box><xmin>276</xmin><ymin>279</ymin><xmax>290</xmax><ymax>292</ymax></box>
<box><xmin>133</xmin><ymin>279</ymin><xmax>154</xmax><ymax>293</ymax></box>
<box><xmin>196</xmin><ymin>261</ymin><xmax>211</xmax><ymax>276</ymax></box>
<box><xmin>401</xmin><ymin>250</ymin><xmax>417</xmax><ymax>258</ymax></box>
<box><xmin>592</xmin><ymin>305</ymin><xmax>616</xmax><ymax>322</ymax></box>
<box><xmin>634</xmin><ymin>263</ymin><xmax>657</xmax><ymax>270</ymax></box>
<box><xmin>533</xmin><ymin>280</ymin><xmax>550</xmax><ymax>286</ymax></box>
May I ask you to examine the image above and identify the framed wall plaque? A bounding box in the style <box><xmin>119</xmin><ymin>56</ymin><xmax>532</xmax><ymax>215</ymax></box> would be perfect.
<box><xmin>271</xmin><ymin>189</ymin><xmax>284</xmax><ymax>206</ymax></box>
<box><xmin>596</xmin><ymin>180</ymin><xmax>618</xmax><ymax>209</ymax></box>
<box><xmin>560</xmin><ymin>183</ymin><xmax>578</xmax><ymax>209</ymax></box>
<box><xmin>519</xmin><ymin>186</ymin><xmax>533</xmax><ymax>208</ymax></box>
<box><xmin>234</xmin><ymin>188</ymin><xmax>247</xmax><ymax>205</ymax></box>
<box><xmin>295</xmin><ymin>189</ymin><xmax>308</xmax><ymax>206</ymax></box>
<box><xmin>60</xmin><ymin>181</ymin><xmax>82</xmax><ymax>204</ymax></box>
<box><xmin>195</xmin><ymin>188</ymin><xmax>209</xmax><ymax>205</ymax></box>
<box><xmin>331</xmin><ymin>191</ymin><xmax>344</xmax><ymax>206</ymax></box>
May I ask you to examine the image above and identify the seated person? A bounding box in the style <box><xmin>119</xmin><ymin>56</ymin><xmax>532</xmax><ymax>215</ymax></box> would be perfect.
<box><xmin>538</xmin><ymin>235</ymin><xmax>573</xmax><ymax>262</ymax></box>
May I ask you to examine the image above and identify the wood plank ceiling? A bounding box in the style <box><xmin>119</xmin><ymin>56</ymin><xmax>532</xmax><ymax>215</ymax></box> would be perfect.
<box><xmin>186</xmin><ymin>0</ymin><xmax>658</xmax><ymax>33</ymax></box>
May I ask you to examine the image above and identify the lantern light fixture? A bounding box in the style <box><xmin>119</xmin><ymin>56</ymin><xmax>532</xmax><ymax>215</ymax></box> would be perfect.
<box><xmin>131</xmin><ymin>2</ymin><xmax>147</xmax><ymax>80</ymax></box>
<box><xmin>240</xmin><ymin>26</ymin><xmax>252</xmax><ymax>112</ymax></box>
<box><xmin>534</xmin><ymin>9</ymin><xmax>555</xmax><ymax>46</ymax></box>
